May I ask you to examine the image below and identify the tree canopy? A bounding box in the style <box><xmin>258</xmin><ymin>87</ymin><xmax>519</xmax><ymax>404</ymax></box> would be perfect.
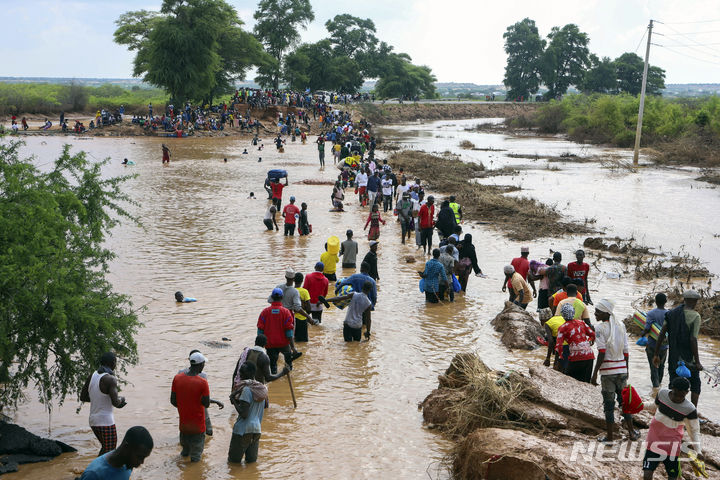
<box><xmin>503</xmin><ymin>20</ymin><xmax>666</xmax><ymax>100</ymax></box>
<box><xmin>0</xmin><ymin>139</ymin><xmax>140</xmax><ymax>408</ymax></box>
<box><xmin>375</xmin><ymin>54</ymin><xmax>437</xmax><ymax>100</ymax></box>
<box><xmin>503</xmin><ymin>18</ymin><xmax>545</xmax><ymax>100</ymax></box>
<box><xmin>253</xmin><ymin>0</ymin><xmax>315</xmax><ymax>89</ymax></box>
<box><xmin>114</xmin><ymin>0</ymin><xmax>269</xmax><ymax>104</ymax></box>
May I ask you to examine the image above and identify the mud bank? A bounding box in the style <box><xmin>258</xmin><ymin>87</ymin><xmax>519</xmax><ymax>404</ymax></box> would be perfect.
<box><xmin>422</xmin><ymin>354</ymin><xmax>720</xmax><ymax>480</ymax></box>
<box><xmin>0</xmin><ymin>422</ymin><xmax>75</xmax><ymax>474</ymax></box>
<box><xmin>353</xmin><ymin>102</ymin><xmax>538</xmax><ymax>125</ymax></box>
<box><xmin>385</xmin><ymin>149</ymin><xmax>595</xmax><ymax>241</ymax></box>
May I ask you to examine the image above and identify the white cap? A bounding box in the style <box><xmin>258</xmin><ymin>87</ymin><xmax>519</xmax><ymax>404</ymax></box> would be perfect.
<box><xmin>503</xmin><ymin>265</ymin><xmax>515</xmax><ymax>275</ymax></box>
<box><xmin>189</xmin><ymin>352</ymin><xmax>207</xmax><ymax>365</ymax></box>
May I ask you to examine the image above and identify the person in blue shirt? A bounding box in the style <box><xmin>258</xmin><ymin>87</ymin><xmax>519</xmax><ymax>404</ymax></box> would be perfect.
<box><xmin>329</xmin><ymin>262</ymin><xmax>377</xmax><ymax>308</ymax></box>
<box><xmin>175</xmin><ymin>291</ymin><xmax>197</xmax><ymax>303</ymax></box>
<box><xmin>642</xmin><ymin>293</ymin><xmax>669</xmax><ymax>391</ymax></box>
<box><xmin>228</xmin><ymin>362</ymin><xmax>268</xmax><ymax>464</ymax></box>
<box><xmin>366</xmin><ymin>171</ymin><xmax>381</xmax><ymax>207</ymax></box>
<box><xmin>420</xmin><ymin>249</ymin><xmax>446</xmax><ymax>304</ymax></box>
<box><xmin>80</xmin><ymin>426</ymin><xmax>153</xmax><ymax>479</ymax></box>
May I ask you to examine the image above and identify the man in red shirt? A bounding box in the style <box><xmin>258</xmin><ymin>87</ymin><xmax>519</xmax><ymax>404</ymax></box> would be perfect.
<box><xmin>502</xmin><ymin>246</ymin><xmax>535</xmax><ymax>302</ymax></box>
<box><xmin>567</xmin><ymin>249</ymin><xmax>592</xmax><ymax>304</ymax></box>
<box><xmin>282</xmin><ymin>196</ymin><xmax>301</xmax><ymax>237</ymax></box>
<box><xmin>171</xmin><ymin>352</ymin><xmax>210</xmax><ymax>462</ymax></box>
<box><xmin>418</xmin><ymin>195</ymin><xmax>435</xmax><ymax>255</ymax></box>
<box><xmin>270</xmin><ymin>176</ymin><xmax>288</xmax><ymax>210</ymax></box>
<box><xmin>303</xmin><ymin>262</ymin><xmax>330</xmax><ymax>324</ymax></box>
<box><xmin>257</xmin><ymin>288</ymin><xmax>296</xmax><ymax>374</ymax></box>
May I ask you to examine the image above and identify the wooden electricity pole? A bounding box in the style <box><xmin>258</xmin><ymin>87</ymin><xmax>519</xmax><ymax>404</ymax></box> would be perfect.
<box><xmin>633</xmin><ymin>20</ymin><xmax>654</xmax><ymax>166</ymax></box>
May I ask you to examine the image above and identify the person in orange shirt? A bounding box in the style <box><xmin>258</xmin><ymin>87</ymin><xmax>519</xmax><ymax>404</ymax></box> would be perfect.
<box><xmin>550</xmin><ymin>279</ymin><xmax>584</xmax><ymax>315</ymax></box>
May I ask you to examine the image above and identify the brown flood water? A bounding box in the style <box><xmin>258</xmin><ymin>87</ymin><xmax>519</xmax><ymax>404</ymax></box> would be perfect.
<box><xmin>8</xmin><ymin>130</ymin><xmax>720</xmax><ymax>480</ymax></box>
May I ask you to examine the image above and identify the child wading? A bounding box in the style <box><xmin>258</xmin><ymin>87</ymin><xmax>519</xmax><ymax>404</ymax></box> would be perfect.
<box><xmin>364</xmin><ymin>204</ymin><xmax>386</xmax><ymax>241</ymax></box>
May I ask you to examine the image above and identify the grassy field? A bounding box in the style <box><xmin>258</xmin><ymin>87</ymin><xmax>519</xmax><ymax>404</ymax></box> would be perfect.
<box><xmin>508</xmin><ymin>94</ymin><xmax>720</xmax><ymax>166</ymax></box>
<box><xmin>0</xmin><ymin>82</ymin><xmax>169</xmax><ymax>116</ymax></box>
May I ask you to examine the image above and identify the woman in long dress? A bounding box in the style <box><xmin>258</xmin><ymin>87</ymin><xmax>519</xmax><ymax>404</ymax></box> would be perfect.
<box><xmin>364</xmin><ymin>203</ymin><xmax>386</xmax><ymax>241</ymax></box>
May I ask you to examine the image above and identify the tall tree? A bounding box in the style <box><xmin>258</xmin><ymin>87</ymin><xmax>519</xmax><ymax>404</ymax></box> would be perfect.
<box><xmin>503</xmin><ymin>18</ymin><xmax>545</xmax><ymax>101</ymax></box>
<box><xmin>580</xmin><ymin>55</ymin><xmax>617</xmax><ymax>93</ymax></box>
<box><xmin>114</xmin><ymin>0</ymin><xmax>266</xmax><ymax>104</ymax></box>
<box><xmin>253</xmin><ymin>0</ymin><xmax>314</xmax><ymax>89</ymax></box>
<box><xmin>0</xmin><ymin>139</ymin><xmax>140</xmax><ymax>408</ymax></box>
<box><xmin>540</xmin><ymin>24</ymin><xmax>591</xmax><ymax>99</ymax></box>
<box><xmin>283</xmin><ymin>40</ymin><xmax>362</xmax><ymax>92</ymax></box>
<box><xmin>375</xmin><ymin>53</ymin><xmax>437</xmax><ymax>100</ymax></box>
<box><xmin>325</xmin><ymin>14</ymin><xmax>379</xmax><ymax>58</ymax></box>
<box><xmin>615</xmin><ymin>52</ymin><xmax>666</xmax><ymax>95</ymax></box>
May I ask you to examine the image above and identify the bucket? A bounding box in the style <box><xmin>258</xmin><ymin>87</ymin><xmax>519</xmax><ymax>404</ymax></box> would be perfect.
<box><xmin>327</xmin><ymin>236</ymin><xmax>340</xmax><ymax>255</ymax></box>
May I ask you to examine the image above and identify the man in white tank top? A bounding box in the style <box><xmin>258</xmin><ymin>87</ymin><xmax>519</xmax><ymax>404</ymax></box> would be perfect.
<box><xmin>81</xmin><ymin>352</ymin><xmax>127</xmax><ymax>455</ymax></box>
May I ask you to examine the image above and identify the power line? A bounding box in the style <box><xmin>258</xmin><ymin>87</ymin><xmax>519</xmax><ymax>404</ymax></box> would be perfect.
<box><xmin>653</xmin><ymin>43</ymin><xmax>720</xmax><ymax>66</ymax></box>
<box><xmin>658</xmin><ymin>19</ymin><xmax>720</xmax><ymax>25</ymax></box>
<box><xmin>659</xmin><ymin>29</ymin><xmax>720</xmax><ymax>36</ymax></box>
<box><xmin>654</xmin><ymin>42</ymin><xmax>720</xmax><ymax>47</ymax></box>
<box><xmin>654</xmin><ymin>33</ymin><xmax>720</xmax><ymax>58</ymax></box>
<box><xmin>655</xmin><ymin>23</ymin><xmax>720</xmax><ymax>59</ymax></box>
<box><xmin>635</xmin><ymin>28</ymin><xmax>647</xmax><ymax>54</ymax></box>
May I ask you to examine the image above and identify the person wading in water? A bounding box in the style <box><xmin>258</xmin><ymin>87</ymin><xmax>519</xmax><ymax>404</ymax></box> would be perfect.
<box><xmin>81</xmin><ymin>352</ymin><xmax>127</xmax><ymax>456</ymax></box>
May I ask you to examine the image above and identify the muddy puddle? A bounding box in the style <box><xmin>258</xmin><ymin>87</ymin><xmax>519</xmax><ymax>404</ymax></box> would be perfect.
<box><xmin>7</xmin><ymin>127</ymin><xmax>720</xmax><ymax>479</ymax></box>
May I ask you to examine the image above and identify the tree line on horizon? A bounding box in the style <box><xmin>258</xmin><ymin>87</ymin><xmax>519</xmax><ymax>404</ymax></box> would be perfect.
<box><xmin>113</xmin><ymin>0</ymin><xmax>437</xmax><ymax>105</ymax></box>
<box><xmin>503</xmin><ymin>18</ymin><xmax>666</xmax><ymax>101</ymax></box>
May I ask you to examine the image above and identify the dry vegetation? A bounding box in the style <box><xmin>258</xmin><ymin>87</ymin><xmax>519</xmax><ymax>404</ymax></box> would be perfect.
<box><xmin>386</xmin><ymin>150</ymin><xmax>594</xmax><ymax>240</ymax></box>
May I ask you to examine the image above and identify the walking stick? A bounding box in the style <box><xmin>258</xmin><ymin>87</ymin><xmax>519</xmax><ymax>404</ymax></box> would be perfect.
<box><xmin>287</xmin><ymin>371</ymin><xmax>297</xmax><ymax>409</ymax></box>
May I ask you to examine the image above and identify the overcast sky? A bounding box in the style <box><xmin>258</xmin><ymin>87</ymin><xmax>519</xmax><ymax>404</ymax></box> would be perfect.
<box><xmin>3</xmin><ymin>0</ymin><xmax>720</xmax><ymax>84</ymax></box>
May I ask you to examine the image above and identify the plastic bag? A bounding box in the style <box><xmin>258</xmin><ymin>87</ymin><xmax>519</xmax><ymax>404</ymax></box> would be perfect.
<box><xmin>621</xmin><ymin>384</ymin><xmax>644</xmax><ymax>414</ymax></box>
<box><xmin>676</xmin><ymin>361</ymin><xmax>692</xmax><ymax>378</ymax></box>
<box><xmin>452</xmin><ymin>274</ymin><xmax>461</xmax><ymax>293</ymax></box>
<box><xmin>419</xmin><ymin>278</ymin><xmax>425</xmax><ymax>293</ymax></box>
<box><xmin>636</xmin><ymin>337</ymin><xmax>648</xmax><ymax>346</ymax></box>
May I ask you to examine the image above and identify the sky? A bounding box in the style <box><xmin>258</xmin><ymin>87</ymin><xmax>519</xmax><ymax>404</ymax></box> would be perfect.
<box><xmin>2</xmin><ymin>0</ymin><xmax>720</xmax><ymax>84</ymax></box>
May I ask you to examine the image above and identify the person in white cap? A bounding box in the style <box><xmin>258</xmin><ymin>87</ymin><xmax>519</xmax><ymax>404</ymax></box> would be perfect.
<box><xmin>178</xmin><ymin>350</ymin><xmax>224</xmax><ymax>436</ymax></box>
<box><xmin>503</xmin><ymin>246</ymin><xmax>535</xmax><ymax>302</ymax></box>
<box><xmin>503</xmin><ymin>265</ymin><xmax>532</xmax><ymax>310</ymax></box>
<box><xmin>590</xmin><ymin>299</ymin><xmax>637</xmax><ymax>444</ymax></box>
<box><xmin>171</xmin><ymin>352</ymin><xmax>210</xmax><ymax>462</ymax></box>
<box><xmin>654</xmin><ymin>289</ymin><xmax>704</xmax><ymax>407</ymax></box>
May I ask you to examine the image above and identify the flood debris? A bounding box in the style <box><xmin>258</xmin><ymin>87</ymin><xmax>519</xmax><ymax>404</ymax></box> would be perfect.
<box><xmin>0</xmin><ymin>422</ymin><xmax>76</xmax><ymax>474</ymax></box>
<box><xmin>422</xmin><ymin>353</ymin><xmax>720</xmax><ymax>480</ymax></box>
<box><xmin>386</xmin><ymin>150</ymin><xmax>595</xmax><ymax>241</ymax></box>
<box><xmin>490</xmin><ymin>301</ymin><xmax>544</xmax><ymax>350</ymax></box>
<box><xmin>459</xmin><ymin>140</ymin><xmax>475</xmax><ymax>150</ymax></box>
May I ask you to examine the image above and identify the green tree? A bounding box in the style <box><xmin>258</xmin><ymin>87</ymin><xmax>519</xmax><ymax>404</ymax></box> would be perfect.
<box><xmin>540</xmin><ymin>24</ymin><xmax>591</xmax><ymax>99</ymax></box>
<box><xmin>325</xmin><ymin>14</ymin><xmax>379</xmax><ymax>58</ymax></box>
<box><xmin>375</xmin><ymin>54</ymin><xmax>437</xmax><ymax>100</ymax></box>
<box><xmin>503</xmin><ymin>18</ymin><xmax>545</xmax><ymax>100</ymax></box>
<box><xmin>283</xmin><ymin>40</ymin><xmax>362</xmax><ymax>92</ymax></box>
<box><xmin>580</xmin><ymin>55</ymin><xmax>617</xmax><ymax>93</ymax></box>
<box><xmin>253</xmin><ymin>0</ymin><xmax>315</xmax><ymax>89</ymax></box>
<box><xmin>0</xmin><ymin>139</ymin><xmax>140</xmax><ymax>408</ymax></box>
<box><xmin>114</xmin><ymin>0</ymin><xmax>267</xmax><ymax>104</ymax></box>
<box><xmin>614</xmin><ymin>52</ymin><xmax>666</xmax><ymax>95</ymax></box>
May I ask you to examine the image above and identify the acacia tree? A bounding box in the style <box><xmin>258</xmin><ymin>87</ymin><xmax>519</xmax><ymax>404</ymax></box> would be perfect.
<box><xmin>253</xmin><ymin>0</ymin><xmax>314</xmax><ymax>89</ymax></box>
<box><xmin>0</xmin><ymin>139</ymin><xmax>140</xmax><ymax>408</ymax></box>
<box><xmin>615</xmin><ymin>52</ymin><xmax>666</xmax><ymax>95</ymax></box>
<box><xmin>375</xmin><ymin>53</ymin><xmax>437</xmax><ymax>100</ymax></box>
<box><xmin>114</xmin><ymin>0</ymin><xmax>267</xmax><ymax>104</ymax></box>
<box><xmin>580</xmin><ymin>55</ymin><xmax>617</xmax><ymax>93</ymax></box>
<box><xmin>503</xmin><ymin>18</ymin><xmax>545</xmax><ymax>101</ymax></box>
<box><xmin>540</xmin><ymin>24</ymin><xmax>591</xmax><ymax>99</ymax></box>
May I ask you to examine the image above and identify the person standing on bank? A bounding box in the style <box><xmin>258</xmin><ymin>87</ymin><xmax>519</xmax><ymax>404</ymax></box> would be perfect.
<box><xmin>340</xmin><ymin>229</ymin><xmax>359</xmax><ymax>269</ymax></box>
<box><xmin>642</xmin><ymin>293</ymin><xmax>669</xmax><ymax>395</ymax></box>
<box><xmin>654</xmin><ymin>289</ymin><xmax>704</xmax><ymax>407</ymax></box>
<box><xmin>81</xmin><ymin>352</ymin><xmax>127</xmax><ymax>456</ymax></box>
<box><xmin>171</xmin><ymin>352</ymin><xmax>210</xmax><ymax>462</ymax></box>
<box><xmin>591</xmin><ymin>299</ymin><xmax>638</xmax><ymax>443</ymax></box>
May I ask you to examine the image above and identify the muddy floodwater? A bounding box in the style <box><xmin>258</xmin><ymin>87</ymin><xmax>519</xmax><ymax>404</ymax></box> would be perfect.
<box><xmin>8</xmin><ymin>122</ymin><xmax>720</xmax><ymax>479</ymax></box>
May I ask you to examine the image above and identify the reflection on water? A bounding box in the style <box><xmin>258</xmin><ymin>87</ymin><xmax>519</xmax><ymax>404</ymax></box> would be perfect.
<box><xmin>8</xmin><ymin>130</ymin><xmax>720</xmax><ymax>479</ymax></box>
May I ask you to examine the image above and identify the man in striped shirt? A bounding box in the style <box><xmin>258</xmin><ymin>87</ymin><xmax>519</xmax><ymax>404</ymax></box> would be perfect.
<box><xmin>590</xmin><ymin>299</ymin><xmax>638</xmax><ymax>443</ymax></box>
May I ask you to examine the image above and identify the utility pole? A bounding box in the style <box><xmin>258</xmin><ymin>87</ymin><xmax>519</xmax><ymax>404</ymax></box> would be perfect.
<box><xmin>633</xmin><ymin>19</ymin><xmax>653</xmax><ymax>166</ymax></box>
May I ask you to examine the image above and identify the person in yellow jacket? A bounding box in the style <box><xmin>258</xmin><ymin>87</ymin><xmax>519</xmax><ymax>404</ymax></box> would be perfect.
<box><xmin>449</xmin><ymin>196</ymin><xmax>463</xmax><ymax>223</ymax></box>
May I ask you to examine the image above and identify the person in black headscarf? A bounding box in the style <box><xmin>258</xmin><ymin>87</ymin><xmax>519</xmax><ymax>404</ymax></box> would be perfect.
<box><xmin>435</xmin><ymin>200</ymin><xmax>457</xmax><ymax>240</ymax></box>
<box><xmin>456</xmin><ymin>234</ymin><xmax>483</xmax><ymax>292</ymax></box>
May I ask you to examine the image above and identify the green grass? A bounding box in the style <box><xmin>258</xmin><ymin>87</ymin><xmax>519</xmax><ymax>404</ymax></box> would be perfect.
<box><xmin>0</xmin><ymin>82</ymin><xmax>169</xmax><ymax>116</ymax></box>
